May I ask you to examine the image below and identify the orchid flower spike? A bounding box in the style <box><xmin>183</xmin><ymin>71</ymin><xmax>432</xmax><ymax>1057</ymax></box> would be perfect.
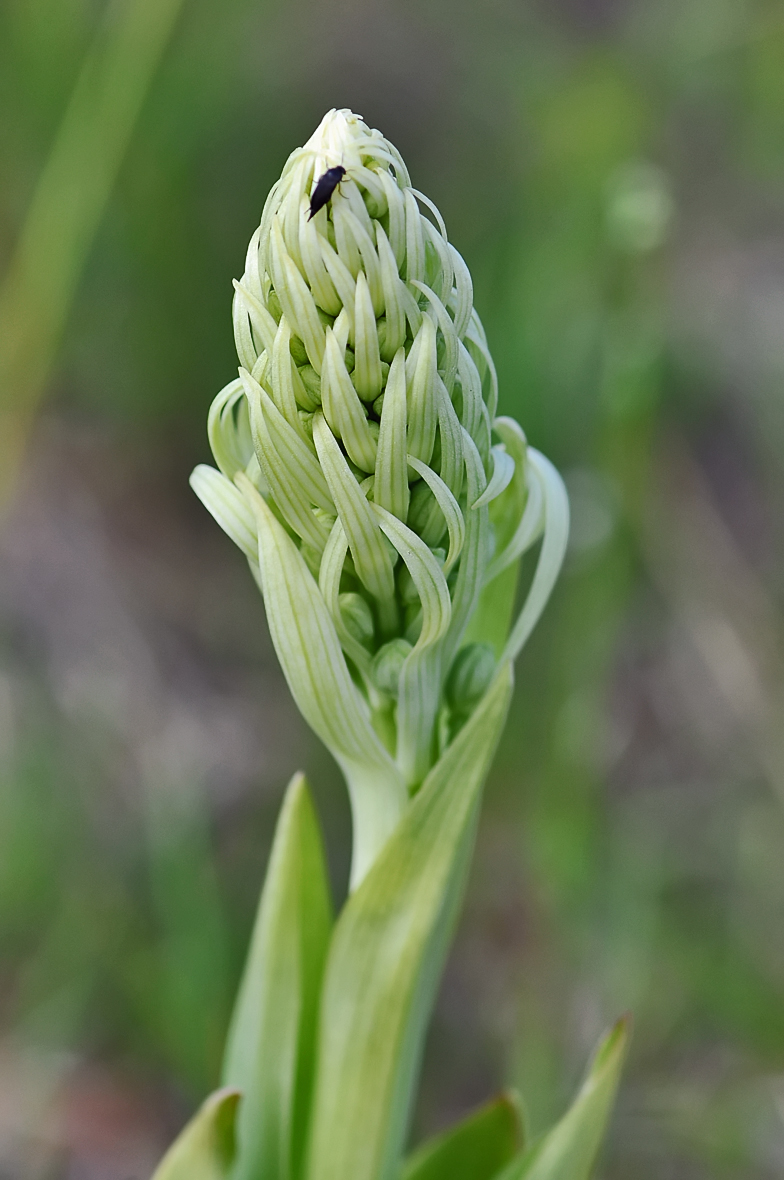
<box><xmin>191</xmin><ymin>108</ymin><xmax>569</xmax><ymax>886</ymax></box>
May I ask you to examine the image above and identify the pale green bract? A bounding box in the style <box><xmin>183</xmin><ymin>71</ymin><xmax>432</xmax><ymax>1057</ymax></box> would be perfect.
<box><xmin>191</xmin><ymin>107</ymin><xmax>569</xmax><ymax>888</ymax></box>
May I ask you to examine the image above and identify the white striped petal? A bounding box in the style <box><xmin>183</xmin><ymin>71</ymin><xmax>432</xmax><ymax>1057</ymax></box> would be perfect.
<box><xmin>374</xmin><ymin>348</ymin><xmax>409</xmax><ymax>521</ymax></box>
<box><xmin>190</xmin><ymin>465</ymin><xmax>258</xmax><ymax>565</ymax></box>
<box><xmin>406</xmin><ymin>455</ymin><xmax>465</xmax><ymax>575</ymax></box>
<box><xmin>313</xmin><ymin>413</ymin><xmax>396</xmax><ymax>609</ymax></box>
<box><xmin>472</xmin><ymin>445</ymin><xmax>515</xmax><ymax>509</ymax></box>
<box><xmin>502</xmin><ymin>450</ymin><xmax>569</xmax><ymax>663</ymax></box>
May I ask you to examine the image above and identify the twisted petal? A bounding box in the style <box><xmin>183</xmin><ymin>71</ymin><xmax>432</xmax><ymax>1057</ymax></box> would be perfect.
<box><xmin>233</xmin><ymin>278</ymin><xmax>277</xmax><ymax>357</ymax></box>
<box><xmin>472</xmin><ymin>444</ymin><xmax>515</xmax><ymax>509</ymax></box>
<box><xmin>243</xmin><ymin>371</ymin><xmax>334</xmax><ymax>550</ymax></box>
<box><xmin>443</xmin><ymin>429</ymin><xmax>492</xmax><ymax>667</ymax></box>
<box><xmin>208</xmin><ymin>378</ymin><xmax>253</xmax><ymax>478</ymax></box>
<box><xmin>374</xmin><ymin>348</ymin><xmax>409</xmax><ymax>521</ymax></box>
<box><xmin>190</xmin><ymin>465</ymin><xmax>258</xmax><ymax>566</ymax></box>
<box><xmin>319</xmin><ymin>519</ymin><xmax>373</xmax><ymax>679</ymax></box>
<box><xmin>321</xmin><ymin>328</ymin><xmax>378</xmax><ymax>471</ymax></box>
<box><xmin>269</xmin><ymin>218</ymin><xmax>326</xmax><ymax>373</ymax></box>
<box><xmin>502</xmin><ymin>449</ymin><xmax>570</xmax><ymax>664</ymax></box>
<box><xmin>371</xmin><ymin>504</ymin><xmax>452</xmax><ymax>788</ymax></box>
<box><xmin>313</xmin><ymin>413</ymin><xmax>396</xmax><ymax>607</ymax></box>
<box><xmin>375</xmin><ymin>224</ymin><xmax>407</xmax><ymax>361</ymax></box>
<box><xmin>406</xmin><ymin>313</ymin><xmax>438</xmax><ymax>465</ymax></box>
<box><xmin>406</xmin><ymin>456</ymin><xmax>464</xmax><ymax>576</ymax></box>
<box><xmin>353</xmin><ymin>271</ymin><xmax>383</xmax><ymax>402</ymax></box>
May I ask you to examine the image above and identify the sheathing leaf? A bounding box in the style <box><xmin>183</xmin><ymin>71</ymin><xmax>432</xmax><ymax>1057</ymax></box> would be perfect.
<box><xmin>304</xmin><ymin>667</ymin><xmax>514</xmax><ymax>1180</ymax></box>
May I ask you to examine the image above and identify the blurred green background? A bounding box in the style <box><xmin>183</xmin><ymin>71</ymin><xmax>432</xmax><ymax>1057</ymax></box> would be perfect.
<box><xmin>2</xmin><ymin>0</ymin><xmax>784</xmax><ymax>1175</ymax></box>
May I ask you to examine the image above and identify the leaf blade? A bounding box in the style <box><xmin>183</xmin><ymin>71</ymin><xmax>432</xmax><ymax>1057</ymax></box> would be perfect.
<box><xmin>222</xmin><ymin>774</ymin><xmax>332</xmax><ymax>1180</ymax></box>
<box><xmin>152</xmin><ymin>1087</ymin><xmax>241</xmax><ymax>1180</ymax></box>
<box><xmin>496</xmin><ymin>1017</ymin><xmax>630</xmax><ymax>1180</ymax></box>
<box><xmin>402</xmin><ymin>1091</ymin><xmax>525</xmax><ymax>1180</ymax></box>
<box><xmin>304</xmin><ymin>665</ymin><xmax>514</xmax><ymax>1180</ymax></box>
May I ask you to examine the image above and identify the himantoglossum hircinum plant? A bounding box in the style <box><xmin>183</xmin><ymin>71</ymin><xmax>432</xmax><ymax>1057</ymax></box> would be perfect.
<box><xmin>191</xmin><ymin>108</ymin><xmax>569</xmax><ymax>887</ymax></box>
<box><xmin>157</xmin><ymin>109</ymin><xmax>628</xmax><ymax>1180</ymax></box>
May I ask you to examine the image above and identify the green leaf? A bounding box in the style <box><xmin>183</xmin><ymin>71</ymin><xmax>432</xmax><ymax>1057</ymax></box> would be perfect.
<box><xmin>496</xmin><ymin>1017</ymin><xmax>630</xmax><ymax>1180</ymax></box>
<box><xmin>402</xmin><ymin>1092</ymin><xmax>525</xmax><ymax>1180</ymax></box>
<box><xmin>152</xmin><ymin>1087</ymin><xmax>241</xmax><ymax>1180</ymax></box>
<box><xmin>222</xmin><ymin>774</ymin><xmax>333</xmax><ymax>1180</ymax></box>
<box><xmin>303</xmin><ymin>665</ymin><xmax>514</xmax><ymax>1180</ymax></box>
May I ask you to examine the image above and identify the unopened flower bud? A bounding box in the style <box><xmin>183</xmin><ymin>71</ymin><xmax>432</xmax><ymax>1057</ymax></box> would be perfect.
<box><xmin>192</xmin><ymin>108</ymin><xmax>570</xmax><ymax>884</ymax></box>
<box><xmin>339</xmin><ymin>591</ymin><xmax>375</xmax><ymax>649</ymax></box>
<box><xmin>371</xmin><ymin>639</ymin><xmax>413</xmax><ymax>699</ymax></box>
<box><xmin>445</xmin><ymin>642</ymin><xmax>496</xmax><ymax>713</ymax></box>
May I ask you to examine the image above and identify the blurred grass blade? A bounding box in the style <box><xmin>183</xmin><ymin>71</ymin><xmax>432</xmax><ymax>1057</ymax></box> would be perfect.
<box><xmin>152</xmin><ymin>1087</ymin><xmax>241</xmax><ymax>1180</ymax></box>
<box><xmin>496</xmin><ymin>1017</ymin><xmax>630</xmax><ymax>1180</ymax></box>
<box><xmin>143</xmin><ymin>776</ymin><xmax>233</xmax><ymax>1094</ymax></box>
<box><xmin>402</xmin><ymin>1091</ymin><xmax>525</xmax><ymax>1180</ymax></box>
<box><xmin>304</xmin><ymin>665</ymin><xmax>514</xmax><ymax>1180</ymax></box>
<box><xmin>0</xmin><ymin>0</ymin><xmax>185</xmax><ymax>503</ymax></box>
<box><xmin>222</xmin><ymin>774</ymin><xmax>333</xmax><ymax>1180</ymax></box>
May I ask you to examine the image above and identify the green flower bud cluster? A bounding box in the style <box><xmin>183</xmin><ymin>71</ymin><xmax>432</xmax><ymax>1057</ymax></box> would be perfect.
<box><xmin>192</xmin><ymin>109</ymin><xmax>569</xmax><ymax>885</ymax></box>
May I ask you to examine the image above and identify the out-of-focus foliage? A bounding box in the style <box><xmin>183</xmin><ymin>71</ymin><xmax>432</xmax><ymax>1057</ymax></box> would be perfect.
<box><xmin>1</xmin><ymin>0</ymin><xmax>784</xmax><ymax>1177</ymax></box>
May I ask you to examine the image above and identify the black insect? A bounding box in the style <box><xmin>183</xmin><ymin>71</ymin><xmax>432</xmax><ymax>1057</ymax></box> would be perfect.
<box><xmin>307</xmin><ymin>165</ymin><xmax>346</xmax><ymax>220</ymax></box>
